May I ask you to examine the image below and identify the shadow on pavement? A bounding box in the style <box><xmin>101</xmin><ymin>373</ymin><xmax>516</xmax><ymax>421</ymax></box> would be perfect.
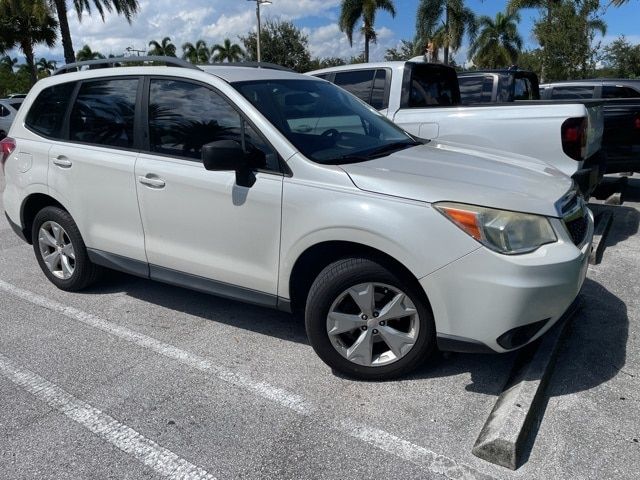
<box><xmin>549</xmin><ymin>278</ymin><xmax>629</xmax><ymax>397</ymax></box>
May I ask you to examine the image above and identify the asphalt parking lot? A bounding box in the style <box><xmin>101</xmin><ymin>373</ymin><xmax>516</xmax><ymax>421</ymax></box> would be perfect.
<box><xmin>1</xmin><ymin>174</ymin><xmax>638</xmax><ymax>480</ymax></box>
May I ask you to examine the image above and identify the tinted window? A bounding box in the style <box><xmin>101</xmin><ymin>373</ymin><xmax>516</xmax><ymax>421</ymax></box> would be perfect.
<box><xmin>234</xmin><ymin>79</ymin><xmax>416</xmax><ymax>164</ymax></box>
<box><xmin>602</xmin><ymin>86</ymin><xmax>640</xmax><ymax>99</ymax></box>
<box><xmin>10</xmin><ymin>102</ymin><xmax>22</xmax><ymax>110</ymax></box>
<box><xmin>334</xmin><ymin>70</ymin><xmax>376</xmax><ymax>104</ymax></box>
<box><xmin>148</xmin><ymin>79</ymin><xmax>273</xmax><ymax>168</ymax></box>
<box><xmin>409</xmin><ymin>65</ymin><xmax>459</xmax><ymax>107</ymax></box>
<box><xmin>25</xmin><ymin>83</ymin><xmax>75</xmax><ymax>138</ymax></box>
<box><xmin>514</xmin><ymin>77</ymin><xmax>534</xmax><ymax>100</ymax></box>
<box><xmin>550</xmin><ymin>86</ymin><xmax>595</xmax><ymax>99</ymax></box>
<box><xmin>370</xmin><ymin>69</ymin><xmax>389</xmax><ymax>110</ymax></box>
<box><xmin>69</xmin><ymin>79</ymin><xmax>138</xmax><ymax>148</ymax></box>
<box><xmin>0</xmin><ymin>105</ymin><xmax>9</xmax><ymax>117</ymax></box>
<box><xmin>314</xmin><ymin>73</ymin><xmax>331</xmax><ymax>80</ymax></box>
<box><xmin>458</xmin><ymin>76</ymin><xmax>493</xmax><ymax>103</ymax></box>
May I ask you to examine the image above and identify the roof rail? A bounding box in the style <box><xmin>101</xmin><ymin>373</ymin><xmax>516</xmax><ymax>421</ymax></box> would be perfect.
<box><xmin>53</xmin><ymin>56</ymin><xmax>201</xmax><ymax>75</ymax></box>
<box><xmin>200</xmin><ymin>61</ymin><xmax>293</xmax><ymax>72</ymax></box>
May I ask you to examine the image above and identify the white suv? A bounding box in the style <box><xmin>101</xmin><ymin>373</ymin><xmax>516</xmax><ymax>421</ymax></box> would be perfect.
<box><xmin>1</xmin><ymin>59</ymin><xmax>594</xmax><ymax>379</ymax></box>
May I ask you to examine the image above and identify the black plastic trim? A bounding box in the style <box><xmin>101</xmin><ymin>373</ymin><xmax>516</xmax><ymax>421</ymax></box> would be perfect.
<box><xmin>149</xmin><ymin>265</ymin><xmax>278</xmax><ymax>308</ymax></box>
<box><xmin>87</xmin><ymin>249</ymin><xmax>150</xmax><ymax>278</ymax></box>
<box><xmin>436</xmin><ymin>333</ymin><xmax>495</xmax><ymax>354</ymax></box>
<box><xmin>5</xmin><ymin>212</ymin><xmax>28</xmax><ymax>243</ymax></box>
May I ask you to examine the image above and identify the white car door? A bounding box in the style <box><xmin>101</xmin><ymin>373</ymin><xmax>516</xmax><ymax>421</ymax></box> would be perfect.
<box><xmin>47</xmin><ymin>77</ymin><xmax>147</xmax><ymax>264</ymax></box>
<box><xmin>135</xmin><ymin>78</ymin><xmax>283</xmax><ymax>303</ymax></box>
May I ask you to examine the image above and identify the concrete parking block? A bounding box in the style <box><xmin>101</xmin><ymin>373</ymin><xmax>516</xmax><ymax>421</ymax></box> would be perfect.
<box><xmin>472</xmin><ymin>300</ymin><xmax>581</xmax><ymax>470</ymax></box>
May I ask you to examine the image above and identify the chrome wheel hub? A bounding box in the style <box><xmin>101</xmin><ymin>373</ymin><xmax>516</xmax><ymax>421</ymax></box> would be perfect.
<box><xmin>326</xmin><ymin>283</ymin><xmax>420</xmax><ymax>367</ymax></box>
<box><xmin>38</xmin><ymin>221</ymin><xmax>76</xmax><ymax>280</ymax></box>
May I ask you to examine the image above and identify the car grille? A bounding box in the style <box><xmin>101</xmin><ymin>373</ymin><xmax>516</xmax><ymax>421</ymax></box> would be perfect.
<box><xmin>558</xmin><ymin>189</ymin><xmax>588</xmax><ymax>246</ymax></box>
<box><xmin>565</xmin><ymin>214</ymin><xmax>588</xmax><ymax>245</ymax></box>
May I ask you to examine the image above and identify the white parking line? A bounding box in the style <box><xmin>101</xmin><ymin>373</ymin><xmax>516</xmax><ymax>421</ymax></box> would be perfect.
<box><xmin>0</xmin><ymin>279</ymin><xmax>495</xmax><ymax>480</ymax></box>
<box><xmin>0</xmin><ymin>353</ymin><xmax>216</xmax><ymax>480</ymax></box>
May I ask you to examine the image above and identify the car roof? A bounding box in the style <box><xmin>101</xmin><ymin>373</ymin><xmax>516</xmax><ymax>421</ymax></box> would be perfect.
<box><xmin>307</xmin><ymin>61</ymin><xmax>410</xmax><ymax>76</ymax></box>
<box><xmin>199</xmin><ymin>65</ymin><xmax>315</xmax><ymax>83</ymax></box>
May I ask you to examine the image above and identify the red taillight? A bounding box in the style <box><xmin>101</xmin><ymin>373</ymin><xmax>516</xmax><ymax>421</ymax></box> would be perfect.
<box><xmin>634</xmin><ymin>115</ymin><xmax>640</xmax><ymax>130</ymax></box>
<box><xmin>1</xmin><ymin>136</ymin><xmax>16</xmax><ymax>173</ymax></box>
<box><xmin>561</xmin><ymin>117</ymin><xmax>587</xmax><ymax>161</ymax></box>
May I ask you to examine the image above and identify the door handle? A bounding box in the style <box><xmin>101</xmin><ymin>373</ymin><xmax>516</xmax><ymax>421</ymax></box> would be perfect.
<box><xmin>138</xmin><ymin>175</ymin><xmax>166</xmax><ymax>188</ymax></box>
<box><xmin>53</xmin><ymin>156</ymin><xmax>72</xmax><ymax>168</ymax></box>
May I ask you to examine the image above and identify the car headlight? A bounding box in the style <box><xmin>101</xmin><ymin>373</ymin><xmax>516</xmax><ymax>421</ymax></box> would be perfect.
<box><xmin>434</xmin><ymin>202</ymin><xmax>557</xmax><ymax>255</ymax></box>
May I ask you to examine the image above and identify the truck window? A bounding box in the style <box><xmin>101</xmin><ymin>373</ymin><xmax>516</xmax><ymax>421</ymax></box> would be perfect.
<box><xmin>550</xmin><ymin>86</ymin><xmax>595</xmax><ymax>99</ymax></box>
<box><xmin>370</xmin><ymin>69</ymin><xmax>389</xmax><ymax>110</ymax></box>
<box><xmin>458</xmin><ymin>76</ymin><xmax>493</xmax><ymax>103</ymax></box>
<box><xmin>514</xmin><ymin>77</ymin><xmax>534</xmax><ymax>100</ymax></box>
<box><xmin>408</xmin><ymin>64</ymin><xmax>460</xmax><ymax>107</ymax></box>
<box><xmin>334</xmin><ymin>70</ymin><xmax>376</xmax><ymax>105</ymax></box>
<box><xmin>602</xmin><ymin>86</ymin><xmax>640</xmax><ymax>99</ymax></box>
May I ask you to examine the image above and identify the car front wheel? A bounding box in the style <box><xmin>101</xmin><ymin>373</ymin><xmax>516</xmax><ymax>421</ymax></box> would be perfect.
<box><xmin>305</xmin><ymin>257</ymin><xmax>435</xmax><ymax>380</ymax></box>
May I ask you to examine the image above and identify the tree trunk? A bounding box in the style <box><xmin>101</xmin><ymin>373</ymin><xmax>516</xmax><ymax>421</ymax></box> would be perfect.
<box><xmin>22</xmin><ymin>41</ymin><xmax>37</xmax><ymax>85</ymax></box>
<box><xmin>53</xmin><ymin>0</ymin><xmax>76</xmax><ymax>64</ymax></box>
<box><xmin>443</xmin><ymin>6</ymin><xmax>450</xmax><ymax>65</ymax></box>
<box><xmin>364</xmin><ymin>33</ymin><xmax>370</xmax><ymax>63</ymax></box>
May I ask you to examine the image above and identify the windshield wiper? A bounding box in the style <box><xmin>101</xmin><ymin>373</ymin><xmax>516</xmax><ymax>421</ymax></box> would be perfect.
<box><xmin>326</xmin><ymin>141</ymin><xmax>421</xmax><ymax>165</ymax></box>
<box><xmin>363</xmin><ymin>141</ymin><xmax>420</xmax><ymax>158</ymax></box>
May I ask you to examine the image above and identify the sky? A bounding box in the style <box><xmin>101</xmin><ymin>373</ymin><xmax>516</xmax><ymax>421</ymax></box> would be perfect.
<box><xmin>9</xmin><ymin>0</ymin><xmax>640</xmax><ymax>65</ymax></box>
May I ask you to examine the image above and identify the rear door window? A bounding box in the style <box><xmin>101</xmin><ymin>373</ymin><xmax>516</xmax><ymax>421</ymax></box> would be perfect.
<box><xmin>25</xmin><ymin>82</ymin><xmax>76</xmax><ymax>138</ymax></box>
<box><xmin>69</xmin><ymin>78</ymin><xmax>139</xmax><ymax>148</ymax></box>
<box><xmin>550</xmin><ymin>86</ymin><xmax>595</xmax><ymax>99</ymax></box>
<box><xmin>602</xmin><ymin>86</ymin><xmax>640</xmax><ymax>99</ymax></box>
<box><xmin>0</xmin><ymin>105</ymin><xmax>9</xmax><ymax>117</ymax></box>
<box><xmin>332</xmin><ymin>69</ymin><xmax>389</xmax><ymax>110</ymax></box>
<box><xmin>334</xmin><ymin>70</ymin><xmax>376</xmax><ymax>105</ymax></box>
<box><xmin>458</xmin><ymin>76</ymin><xmax>494</xmax><ymax>103</ymax></box>
<box><xmin>408</xmin><ymin>64</ymin><xmax>460</xmax><ymax>107</ymax></box>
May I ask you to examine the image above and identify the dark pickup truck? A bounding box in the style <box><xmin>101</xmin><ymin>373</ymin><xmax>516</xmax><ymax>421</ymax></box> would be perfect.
<box><xmin>458</xmin><ymin>69</ymin><xmax>540</xmax><ymax>103</ymax></box>
<box><xmin>540</xmin><ymin>80</ymin><xmax>640</xmax><ymax>174</ymax></box>
<box><xmin>459</xmin><ymin>70</ymin><xmax>640</xmax><ymax>173</ymax></box>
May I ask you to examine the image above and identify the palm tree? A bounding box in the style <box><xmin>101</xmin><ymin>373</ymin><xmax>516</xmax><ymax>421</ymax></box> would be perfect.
<box><xmin>182</xmin><ymin>40</ymin><xmax>210</xmax><ymax>64</ymax></box>
<box><xmin>76</xmin><ymin>44</ymin><xmax>105</xmax><ymax>62</ymax></box>
<box><xmin>211</xmin><ymin>39</ymin><xmax>244</xmax><ymax>63</ymax></box>
<box><xmin>339</xmin><ymin>0</ymin><xmax>397</xmax><ymax>63</ymax></box>
<box><xmin>0</xmin><ymin>0</ymin><xmax>57</xmax><ymax>85</ymax></box>
<box><xmin>148</xmin><ymin>37</ymin><xmax>177</xmax><ymax>57</ymax></box>
<box><xmin>48</xmin><ymin>0</ymin><xmax>139</xmax><ymax>65</ymax></box>
<box><xmin>36</xmin><ymin>57</ymin><xmax>57</xmax><ymax>75</ymax></box>
<box><xmin>0</xmin><ymin>55</ymin><xmax>19</xmax><ymax>71</ymax></box>
<box><xmin>468</xmin><ymin>12</ymin><xmax>523</xmax><ymax>68</ymax></box>
<box><xmin>416</xmin><ymin>0</ymin><xmax>477</xmax><ymax>65</ymax></box>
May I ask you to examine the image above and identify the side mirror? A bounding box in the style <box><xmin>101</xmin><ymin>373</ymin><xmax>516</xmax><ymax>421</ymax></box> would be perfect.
<box><xmin>202</xmin><ymin>140</ymin><xmax>246</xmax><ymax>172</ymax></box>
<box><xmin>201</xmin><ymin>140</ymin><xmax>264</xmax><ymax>188</ymax></box>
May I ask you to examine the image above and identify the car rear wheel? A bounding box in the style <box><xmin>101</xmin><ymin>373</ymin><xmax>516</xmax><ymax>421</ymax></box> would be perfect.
<box><xmin>32</xmin><ymin>207</ymin><xmax>102</xmax><ymax>291</ymax></box>
<box><xmin>305</xmin><ymin>257</ymin><xmax>435</xmax><ymax>380</ymax></box>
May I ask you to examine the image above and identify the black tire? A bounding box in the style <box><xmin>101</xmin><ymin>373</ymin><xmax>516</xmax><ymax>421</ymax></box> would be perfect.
<box><xmin>32</xmin><ymin>206</ymin><xmax>103</xmax><ymax>291</ymax></box>
<box><xmin>305</xmin><ymin>257</ymin><xmax>435</xmax><ymax>380</ymax></box>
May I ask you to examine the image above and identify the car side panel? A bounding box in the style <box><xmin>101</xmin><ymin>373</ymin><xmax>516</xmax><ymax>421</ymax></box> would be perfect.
<box><xmin>277</xmin><ymin>154</ymin><xmax>480</xmax><ymax>300</ymax></box>
<box><xmin>47</xmin><ymin>141</ymin><xmax>146</xmax><ymax>262</ymax></box>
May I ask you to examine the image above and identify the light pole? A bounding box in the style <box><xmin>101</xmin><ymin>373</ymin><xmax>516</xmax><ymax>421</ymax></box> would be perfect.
<box><xmin>247</xmin><ymin>0</ymin><xmax>272</xmax><ymax>63</ymax></box>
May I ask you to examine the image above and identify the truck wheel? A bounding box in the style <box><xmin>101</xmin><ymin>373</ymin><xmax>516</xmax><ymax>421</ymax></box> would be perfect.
<box><xmin>32</xmin><ymin>207</ymin><xmax>102</xmax><ymax>291</ymax></box>
<box><xmin>305</xmin><ymin>257</ymin><xmax>435</xmax><ymax>380</ymax></box>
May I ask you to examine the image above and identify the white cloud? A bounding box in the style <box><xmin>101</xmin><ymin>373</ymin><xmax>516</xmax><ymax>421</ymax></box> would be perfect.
<box><xmin>8</xmin><ymin>0</ymin><xmax>396</xmax><ymax>64</ymax></box>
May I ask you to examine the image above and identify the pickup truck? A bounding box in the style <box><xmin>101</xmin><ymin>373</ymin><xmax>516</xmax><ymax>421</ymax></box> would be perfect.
<box><xmin>308</xmin><ymin>61</ymin><xmax>605</xmax><ymax>195</ymax></box>
<box><xmin>540</xmin><ymin>80</ymin><xmax>640</xmax><ymax>173</ymax></box>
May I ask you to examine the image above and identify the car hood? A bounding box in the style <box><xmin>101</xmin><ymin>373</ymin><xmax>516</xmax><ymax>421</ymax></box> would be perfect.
<box><xmin>339</xmin><ymin>142</ymin><xmax>572</xmax><ymax>217</ymax></box>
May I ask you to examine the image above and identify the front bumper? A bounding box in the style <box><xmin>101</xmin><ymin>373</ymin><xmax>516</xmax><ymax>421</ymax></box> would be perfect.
<box><xmin>421</xmin><ymin>210</ymin><xmax>594</xmax><ymax>353</ymax></box>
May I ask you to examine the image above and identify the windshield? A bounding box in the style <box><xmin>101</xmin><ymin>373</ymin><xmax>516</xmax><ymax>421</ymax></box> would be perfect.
<box><xmin>232</xmin><ymin>79</ymin><xmax>418</xmax><ymax>164</ymax></box>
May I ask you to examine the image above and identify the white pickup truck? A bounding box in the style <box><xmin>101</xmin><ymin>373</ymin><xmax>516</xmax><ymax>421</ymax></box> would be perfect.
<box><xmin>308</xmin><ymin>61</ymin><xmax>605</xmax><ymax>195</ymax></box>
